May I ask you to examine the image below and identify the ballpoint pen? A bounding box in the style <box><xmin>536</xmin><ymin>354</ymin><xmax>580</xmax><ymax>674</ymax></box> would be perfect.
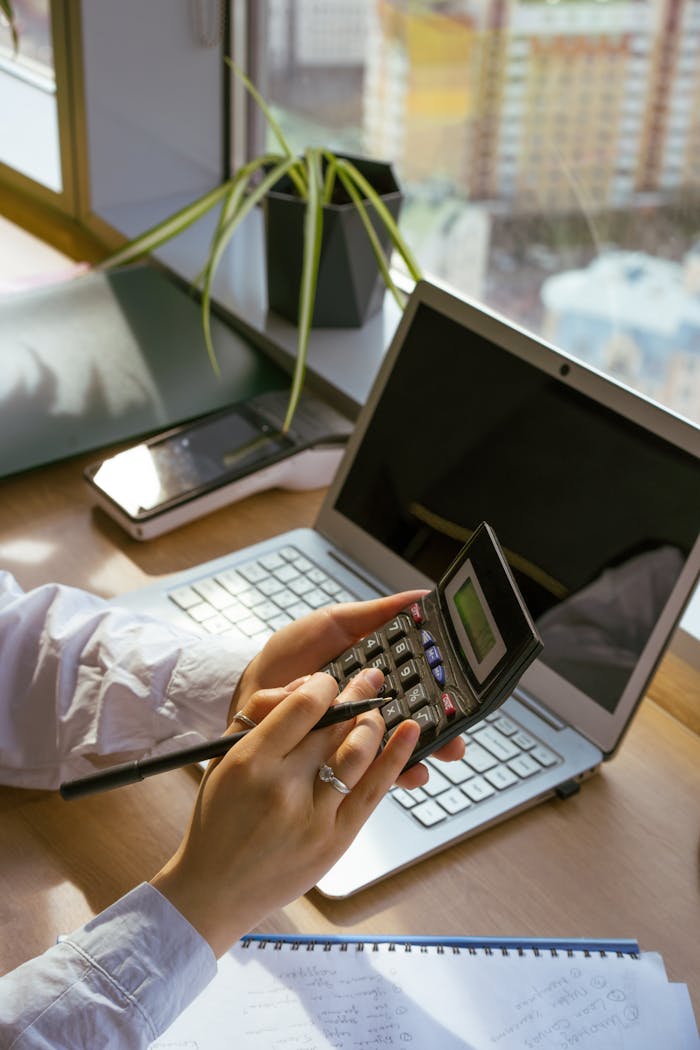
<box><xmin>59</xmin><ymin>696</ymin><xmax>386</xmax><ymax>801</ymax></box>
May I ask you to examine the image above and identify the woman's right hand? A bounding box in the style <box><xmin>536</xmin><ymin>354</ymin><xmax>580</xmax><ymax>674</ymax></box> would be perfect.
<box><xmin>150</xmin><ymin>667</ymin><xmax>420</xmax><ymax>958</ymax></box>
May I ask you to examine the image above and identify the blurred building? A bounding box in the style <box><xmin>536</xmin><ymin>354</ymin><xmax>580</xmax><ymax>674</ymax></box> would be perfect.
<box><xmin>541</xmin><ymin>247</ymin><xmax>700</xmax><ymax>420</ymax></box>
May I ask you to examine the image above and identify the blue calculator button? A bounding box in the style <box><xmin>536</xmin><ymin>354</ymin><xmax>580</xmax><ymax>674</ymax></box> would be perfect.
<box><xmin>425</xmin><ymin>645</ymin><xmax>442</xmax><ymax>668</ymax></box>
<box><xmin>432</xmin><ymin>663</ymin><xmax>446</xmax><ymax>687</ymax></box>
<box><xmin>420</xmin><ymin>629</ymin><xmax>435</xmax><ymax>649</ymax></box>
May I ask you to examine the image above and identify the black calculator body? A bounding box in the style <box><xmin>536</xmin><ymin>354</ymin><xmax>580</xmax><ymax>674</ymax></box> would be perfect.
<box><xmin>324</xmin><ymin>522</ymin><xmax>543</xmax><ymax>770</ymax></box>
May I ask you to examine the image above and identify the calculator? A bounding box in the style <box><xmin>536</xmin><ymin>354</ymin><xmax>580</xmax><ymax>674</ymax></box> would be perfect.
<box><xmin>323</xmin><ymin>522</ymin><xmax>543</xmax><ymax>770</ymax></box>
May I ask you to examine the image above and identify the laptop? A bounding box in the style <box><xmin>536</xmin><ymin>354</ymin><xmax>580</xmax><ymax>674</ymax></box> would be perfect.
<box><xmin>117</xmin><ymin>278</ymin><xmax>700</xmax><ymax>898</ymax></box>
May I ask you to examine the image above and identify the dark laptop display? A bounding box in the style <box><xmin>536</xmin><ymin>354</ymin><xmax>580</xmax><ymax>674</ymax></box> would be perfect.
<box><xmin>335</xmin><ymin>302</ymin><xmax>699</xmax><ymax>716</ymax></box>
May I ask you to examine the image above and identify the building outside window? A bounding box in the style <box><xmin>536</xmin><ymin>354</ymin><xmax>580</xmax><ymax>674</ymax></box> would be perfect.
<box><xmin>255</xmin><ymin>0</ymin><xmax>700</xmax><ymax>423</ymax></box>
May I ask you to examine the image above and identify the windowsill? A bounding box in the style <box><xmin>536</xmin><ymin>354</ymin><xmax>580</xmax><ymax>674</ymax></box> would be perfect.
<box><xmin>93</xmin><ymin>198</ymin><xmax>700</xmax><ymax>663</ymax></box>
<box><xmin>100</xmin><ymin>196</ymin><xmax>405</xmax><ymax>420</ymax></box>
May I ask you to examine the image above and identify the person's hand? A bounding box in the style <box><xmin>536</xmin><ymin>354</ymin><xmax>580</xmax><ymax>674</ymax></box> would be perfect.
<box><xmin>151</xmin><ymin>670</ymin><xmax>420</xmax><ymax>957</ymax></box>
<box><xmin>229</xmin><ymin>592</ymin><xmax>465</xmax><ymax>789</ymax></box>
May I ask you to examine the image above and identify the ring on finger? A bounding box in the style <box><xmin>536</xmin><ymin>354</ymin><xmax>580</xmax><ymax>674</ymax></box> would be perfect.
<box><xmin>318</xmin><ymin>763</ymin><xmax>351</xmax><ymax>796</ymax></box>
<box><xmin>232</xmin><ymin>711</ymin><xmax>257</xmax><ymax>729</ymax></box>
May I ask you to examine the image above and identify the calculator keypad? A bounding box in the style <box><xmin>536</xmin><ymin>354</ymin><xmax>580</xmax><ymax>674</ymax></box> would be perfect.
<box><xmin>323</xmin><ymin>599</ymin><xmax>476</xmax><ymax>756</ymax></box>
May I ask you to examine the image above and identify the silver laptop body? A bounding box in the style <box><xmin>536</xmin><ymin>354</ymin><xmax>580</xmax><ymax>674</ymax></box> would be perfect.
<box><xmin>118</xmin><ymin>278</ymin><xmax>700</xmax><ymax>898</ymax></box>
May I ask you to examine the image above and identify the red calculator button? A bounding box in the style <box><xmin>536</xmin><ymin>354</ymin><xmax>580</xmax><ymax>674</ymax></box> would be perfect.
<box><xmin>409</xmin><ymin>602</ymin><xmax>423</xmax><ymax>625</ymax></box>
<box><xmin>441</xmin><ymin>692</ymin><xmax>457</xmax><ymax>718</ymax></box>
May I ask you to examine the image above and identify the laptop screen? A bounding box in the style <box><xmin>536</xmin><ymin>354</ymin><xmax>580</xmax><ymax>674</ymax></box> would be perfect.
<box><xmin>334</xmin><ymin>301</ymin><xmax>699</xmax><ymax>717</ymax></box>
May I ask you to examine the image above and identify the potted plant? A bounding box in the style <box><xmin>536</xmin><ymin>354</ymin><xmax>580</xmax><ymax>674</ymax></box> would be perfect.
<box><xmin>101</xmin><ymin>61</ymin><xmax>422</xmax><ymax>432</ymax></box>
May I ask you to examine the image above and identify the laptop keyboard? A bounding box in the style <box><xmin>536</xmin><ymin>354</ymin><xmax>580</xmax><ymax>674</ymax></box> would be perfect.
<box><xmin>167</xmin><ymin>543</ymin><xmax>562</xmax><ymax>824</ymax></box>
<box><xmin>392</xmin><ymin>711</ymin><xmax>562</xmax><ymax>827</ymax></box>
<box><xmin>168</xmin><ymin>544</ymin><xmax>357</xmax><ymax>644</ymax></box>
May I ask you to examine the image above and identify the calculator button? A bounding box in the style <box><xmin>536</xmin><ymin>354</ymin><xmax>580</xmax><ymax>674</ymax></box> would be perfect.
<box><xmin>405</xmin><ymin>683</ymin><xmax>431</xmax><ymax>712</ymax></box>
<box><xmin>397</xmin><ymin>660</ymin><xmax>421</xmax><ymax>689</ymax></box>
<box><xmin>425</xmin><ymin>645</ymin><xmax>442</xmax><ymax>668</ymax></box>
<box><xmin>420</xmin><ymin>629</ymin><xmax>434</xmax><ymax>648</ymax></box>
<box><xmin>413</xmin><ymin>705</ymin><xmax>438</xmax><ymax>735</ymax></box>
<box><xmin>432</xmin><ymin>664</ymin><xmax>446</xmax><ymax>687</ymax></box>
<box><xmin>386</xmin><ymin>615</ymin><xmax>409</xmax><ymax>642</ymax></box>
<box><xmin>440</xmin><ymin>692</ymin><xmax>457</xmax><ymax>718</ymax></box>
<box><xmin>362</xmin><ymin>633</ymin><xmax>384</xmax><ymax>659</ymax></box>
<box><xmin>369</xmin><ymin>653</ymin><xmax>392</xmax><ymax>676</ymax></box>
<box><xmin>391</xmin><ymin>637</ymin><xmax>415</xmax><ymax>666</ymax></box>
<box><xmin>381</xmin><ymin>698</ymin><xmax>405</xmax><ymax>729</ymax></box>
<box><xmin>408</xmin><ymin>602</ymin><xmax>424</xmax><ymax>625</ymax></box>
<box><xmin>339</xmin><ymin>649</ymin><xmax>362</xmax><ymax>676</ymax></box>
<box><xmin>381</xmin><ymin>673</ymin><xmax>399</xmax><ymax>699</ymax></box>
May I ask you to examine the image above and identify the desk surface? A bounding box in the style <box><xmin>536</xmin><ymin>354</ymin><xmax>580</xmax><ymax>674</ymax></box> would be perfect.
<box><xmin>0</xmin><ymin>448</ymin><xmax>699</xmax><ymax>1011</ymax></box>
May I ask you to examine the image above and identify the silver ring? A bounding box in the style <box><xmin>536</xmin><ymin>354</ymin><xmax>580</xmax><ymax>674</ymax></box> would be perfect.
<box><xmin>318</xmin><ymin>764</ymin><xmax>351</xmax><ymax>795</ymax></box>
<box><xmin>232</xmin><ymin>712</ymin><xmax>257</xmax><ymax>729</ymax></box>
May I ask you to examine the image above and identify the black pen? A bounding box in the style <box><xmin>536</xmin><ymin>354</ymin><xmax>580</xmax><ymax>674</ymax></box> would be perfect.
<box><xmin>59</xmin><ymin>697</ymin><xmax>386</xmax><ymax>801</ymax></box>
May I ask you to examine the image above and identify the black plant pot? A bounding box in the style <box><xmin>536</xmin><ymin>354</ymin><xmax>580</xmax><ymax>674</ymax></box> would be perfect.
<box><xmin>263</xmin><ymin>154</ymin><xmax>403</xmax><ymax>328</ymax></box>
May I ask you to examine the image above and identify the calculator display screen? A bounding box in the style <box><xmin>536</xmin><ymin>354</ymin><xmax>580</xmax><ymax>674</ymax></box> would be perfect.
<box><xmin>445</xmin><ymin>558</ymin><xmax>507</xmax><ymax>684</ymax></box>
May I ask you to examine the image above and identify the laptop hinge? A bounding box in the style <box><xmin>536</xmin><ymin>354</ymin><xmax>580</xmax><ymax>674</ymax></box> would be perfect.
<box><xmin>513</xmin><ymin>687</ymin><xmax>567</xmax><ymax>730</ymax></box>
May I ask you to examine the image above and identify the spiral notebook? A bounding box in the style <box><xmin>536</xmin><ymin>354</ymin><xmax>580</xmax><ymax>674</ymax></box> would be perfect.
<box><xmin>150</xmin><ymin>933</ymin><xmax>698</xmax><ymax>1050</ymax></box>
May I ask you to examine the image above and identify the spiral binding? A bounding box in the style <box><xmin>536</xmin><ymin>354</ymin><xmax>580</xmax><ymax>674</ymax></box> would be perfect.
<box><xmin>241</xmin><ymin>936</ymin><xmax>639</xmax><ymax>960</ymax></box>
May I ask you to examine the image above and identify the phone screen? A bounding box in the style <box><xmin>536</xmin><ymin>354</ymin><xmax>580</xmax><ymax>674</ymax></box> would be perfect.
<box><xmin>90</xmin><ymin>409</ymin><xmax>293</xmax><ymax>517</ymax></box>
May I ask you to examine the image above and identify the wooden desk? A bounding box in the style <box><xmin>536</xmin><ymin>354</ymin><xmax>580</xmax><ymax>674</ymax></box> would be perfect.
<box><xmin>0</xmin><ymin>448</ymin><xmax>699</xmax><ymax>1017</ymax></box>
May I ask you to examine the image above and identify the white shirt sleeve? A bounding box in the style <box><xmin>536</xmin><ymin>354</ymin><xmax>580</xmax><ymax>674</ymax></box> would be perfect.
<box><xmin>0</xmin><ymin>882</ymin><xmax>218</xmax><ymax>1049</ymax></box>
<box><xmin>0</xmin><ymin>571</ymin><xmax>260</xmax><ymax>789</ymax></box>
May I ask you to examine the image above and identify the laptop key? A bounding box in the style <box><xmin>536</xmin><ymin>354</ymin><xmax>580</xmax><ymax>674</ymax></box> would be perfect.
<box><xmin>435</xmin><ymin>758</ymin><xmax>474</xmax><ymax>785</ymax></box>
<box><xmin>531</xmin><ymin>745</ymin><xmax>559</xmax><ymax>767</ymax></box>
<box><xmin>484</xmin><ymin>765</ymin><xmax>520</xmax><ymax>790</ymax></box>
<box><xmin>464</xmin><ymin>744</ymin><xmax>498</xmax><ymax>773</ymax></box>
<box><xmin>463</xmin><ymin>776</ymin><xmax>496</xmax><ymax>803</ymax></box>
<box><xmin>411</xmin><ymin>800</ymin><xmax>446</xmax><ymax>827</ymax></box>
<box><xmin>437</xmin><ymin>787</ymin><xmax>472</xmax><ymax>815</ymax></box>
<box><xmin>186</xmin><ymin>602</ymin><xmax>218</xmax><ymax>623</ymax></box>
<box><xmin>169</xmin><ymin>585</ymin><xmax>202</xmax><ymax>610</ymax></box>
<box><xmin>512</xmin><ymin>730</ymin><xmax>536</xmax><ymax>750</ymax></box>
<box><xmin>508</xmin><ymin>754</ymin><xmax>541</xmax><ymax>778</ymax></box>
<box><xmin>474</xmin><ymin>726</ymin><xmax>520</xmax><ymax>762</ymax></box>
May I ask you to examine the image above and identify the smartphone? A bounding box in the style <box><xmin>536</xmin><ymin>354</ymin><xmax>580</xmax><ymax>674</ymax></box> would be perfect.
<box><xmin>84</xmin><ymin>391</ymin><xmax>353</xmax><ymax>540</ymax></box>
<box><xmin>323</xmin><ymin>522</ymin><xmax>543</xmax><ymax>769</ymax></box>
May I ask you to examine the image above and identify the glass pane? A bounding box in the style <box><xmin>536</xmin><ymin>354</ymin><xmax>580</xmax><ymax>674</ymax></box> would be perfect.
<box><xmin>256</xmin><ymin>0</ymin><xmax>700</xmax><ymax>424</ymax></box>
<box><xmin>0</xmin><ymin>0</ymin><xmax>61</xmax><ymax>191</ymax></box>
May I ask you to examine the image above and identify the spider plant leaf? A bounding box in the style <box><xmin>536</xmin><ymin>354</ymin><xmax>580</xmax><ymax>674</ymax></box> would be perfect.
<box><xmin>336</xmin><ymin>156</ymin><xmax>423</xmax><ymax>282</ymax></box>
<box><xmin>226</xmin><ymin>59</ymin><xmax>292</xmax><ymax>159</ymax></box>
<box><xmin>335</xmin><ymin>162</ymin><xmax>406</xmax><ymax>309</ymax></box>
<box><xmin>98</xmin><ymin>182</ymin><xmax>232</xmax><ymax>271</ymax></box>
<box><xmin>322</xmin><ymin>155</ymin><xmax>338</xmax><ymax>207</ymax></box>
<box><xmin>283</xmin><ymin>148</ymin><xmax>323</xmax><ymax>433</ymax></box>
<box><xmin>0</xmin><ymin>0</ymin><xmax>18</xmax><ymax>53</ymax></box>
<box><xmin>201</xmin><ymin>155</ymin><xmax>300</xmax><ymax>375</ymax></box>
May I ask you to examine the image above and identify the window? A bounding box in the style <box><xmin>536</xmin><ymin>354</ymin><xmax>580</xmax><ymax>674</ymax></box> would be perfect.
<box><xmin>250</xmin><ymin>0</ymin><xmax>699</xmax><ymax>423</ymax></box>
<box><xmin>0</xmin><ymin>0</ymin><xmax>60</xmax><ymax>192</ymax></box>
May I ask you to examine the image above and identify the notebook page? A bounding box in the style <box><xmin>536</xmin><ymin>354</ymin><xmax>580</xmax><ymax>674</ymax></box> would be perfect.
<box><xmin>151</xmin><ymin>941</ymin><xmax>695</xmax><ymax>1050</ymax></box>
